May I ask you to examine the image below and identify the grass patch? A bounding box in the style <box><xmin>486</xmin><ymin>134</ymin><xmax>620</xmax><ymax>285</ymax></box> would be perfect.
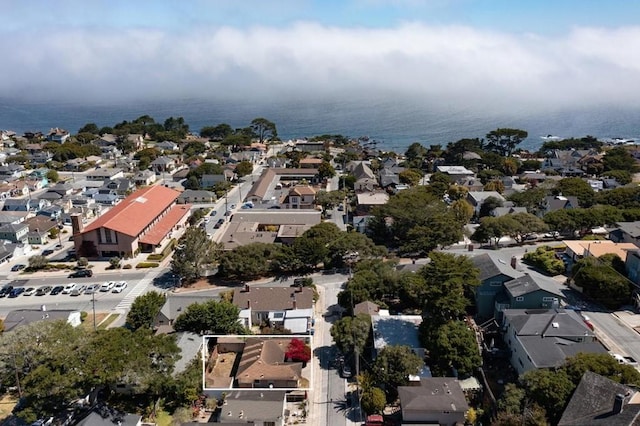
<box><xmin>98</xmin><ymin>313</ymin><xmax>120</xmax><ymax>330</ymax></box>
<box><xmin>0</xmin><ymin>394</ymin><xmax>17</xmax><ymax>421</ymax></box>
<box><xmin>81</xmin><ymin>312</ymin><xmax>109</xmax><ymax>331</ymax></box>
<box><xmin>153</xmin><ymin>410</ymin><xmax>173</xmax><ymax>426</ymax></box>
<box><xmin>136</xmin><ymin>262</ymin><xmax>160</xmax><ymax>269</ymax></box>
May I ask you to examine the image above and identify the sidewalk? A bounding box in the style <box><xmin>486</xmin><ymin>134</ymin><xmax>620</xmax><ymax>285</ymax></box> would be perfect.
<box><xmin>613</xmin><ymin>310</ymin><xmax>640</xmax><ymax>335</ymax></box>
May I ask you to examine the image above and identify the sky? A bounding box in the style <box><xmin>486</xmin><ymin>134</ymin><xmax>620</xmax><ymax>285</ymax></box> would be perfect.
<box><xmin>2</xmin><ymin>0</ymin><xmax>640</xmax><ymax>112</ymax></box>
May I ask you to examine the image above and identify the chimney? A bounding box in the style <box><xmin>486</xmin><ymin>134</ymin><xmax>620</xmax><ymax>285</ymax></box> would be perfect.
<box><xmin>296</xmin><ymin>285</ymin><xmax>302</xmax><ymax>293</ymax></box>
<box><xmin>510</xmin><ymin>256</ymin><xmax>517</xmax><ymax>269</ymax></box>
<box><xmin>246</xmin><ymin>300</ymin><xmax>251</xmax><ymax>309</ymax></box>
<box><xmin>613</xmin><ymin>394</ymin><xmax>625</xmax><ymax>414</ymax></box>
<box><xmin>244</xmin><ymin>284</ymin><xmax>250</xmax><ymax>292</ymax></box>
<box><xmin>70</xmin><ymin>213</ymin><xmax>83</xmax><ymax>235</ymax></box>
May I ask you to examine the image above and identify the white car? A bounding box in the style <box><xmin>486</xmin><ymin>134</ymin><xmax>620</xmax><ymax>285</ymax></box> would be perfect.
<box><xmin>62</xmin><ymin>283</ymin><xmax>77</xmax><ymax>294</ymax></box>
<box><xmin>112</xmin><ymin>281</ymin><xmax>128</xmax><ymax>293</ymax></box>
<box><xmin>100</xmin><ymin>281</ymin><xmax>115</xmax><ymax>292</ymax></box>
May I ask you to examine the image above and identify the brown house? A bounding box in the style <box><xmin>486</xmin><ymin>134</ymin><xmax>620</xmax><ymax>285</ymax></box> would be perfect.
<box><xmin>281</xmin><ymin>185</ymin><xmax>316</xmax><ymax>209</ymax></box>
<box><xmin>235</xmin><ymin>338</ymin><xmax>303</xmax><ymax>388</ymax></box>
<box><xmin>73</xmin><ymin>185</ymin><xmax>191</xmax><ymax>258</ymax></box>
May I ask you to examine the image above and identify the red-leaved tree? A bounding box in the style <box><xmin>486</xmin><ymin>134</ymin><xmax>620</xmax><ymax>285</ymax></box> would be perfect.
<box><xmin>285</xmin><ymin>338</ymin><xmax>311</xmax><ymax>363</ymax></box>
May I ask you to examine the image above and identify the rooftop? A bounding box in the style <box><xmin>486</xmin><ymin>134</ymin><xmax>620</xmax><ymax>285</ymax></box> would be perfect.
<box><xmin>233</xmin><ymin>286</ymin><xmax>314</xmax><ymax>312</ymax></box>
<box><xmin>138</xmin><ymin>203</ymin><xmax>191</xmax><ymax>245</ymax></box>
<box><xmin>398</xmin><ymin>377</ymin><xmax>469</xmax><ymax>414</ymax></box>
<box><xmin>372</xmin><ymin>311</ymin><xmax>422</xmax><ymax>351</ymax></box>
<box><xmin>563</xmin><ymin>240</ymin><xmax>637</xmax><ymax>261</ymax></box>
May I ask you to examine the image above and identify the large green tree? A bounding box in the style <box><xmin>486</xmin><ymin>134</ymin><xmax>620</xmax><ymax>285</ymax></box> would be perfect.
<box><xmin>484</xmin><ymin>128</ymin><xmax>528</xmax><ymax>156</ymax></box>
<box><xmin>419</xmin><ymin>320</ymin><xmax>482</xmax><ymax>377</ymax></box>
<box><xmin>330</xmin><ymin>314</ymin><xmax>371</xmax><ymax>356</ymax></box>
<box><xmin>371</xmin><ymin>345</ymin><xmax>423</xmax><ymax>391</ymax></box>
<box><xmin>250</xmin><ymin>117</ymin><xmax>277</xmax><ymax>143</ymax></box>
<box><xmin>126</xmin><ymin>291</ymin><xmax>167</xmax><ymax>330</ymax></box>
<box><xmin>173</xmin><ymin>299</ymin><xmax>246</xmax><ymax>335</ymax></box>
<box><xmin>573</xmin><ymin>258</ymin><xmax>632</xmax><ymax>309</ymax></box>
<box><xmin>171</xmin><ymin>227</ymin><xmax>222</xmax><ymax>284</ymax></box>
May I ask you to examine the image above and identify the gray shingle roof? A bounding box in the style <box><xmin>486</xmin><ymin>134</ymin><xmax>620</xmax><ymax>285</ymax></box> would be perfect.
<box><xmin>470</xmin><ymin>254</ymin><xmax>522</xmax><ymax>282</ymax></box>
<box><xmin>559</xmin><ymin>371</ymin><xmax>640</xmax><ymax>426</ymax></box>
<box><xmin>504</xmin><ymin>274</ymin><xmax>564</xmax><ymax>298</ymax></box>
<box><xmin>398</xmin><ymin>378</ymin><xmax>469</xmax><ymax>415</ymax></box>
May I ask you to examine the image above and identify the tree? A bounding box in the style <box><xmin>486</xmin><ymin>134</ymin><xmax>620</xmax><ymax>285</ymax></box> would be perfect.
<box><xmin>330</xmin><ymin>314</ymin><xmax>371</xmax><ymax>356</ymax></box>
<box><xmin>483</xmin><ymin>179</ymin><xmax>505</xmax><ymax>193</ymax></box>
<box><xmin>479</xmin><ymin>195</ymin><xmax>503</xmax><ymax>217</ymax></box>
<box><xmin>603</xmin><ymin>169</ymin><xmax>632</xmax><ymax>185</ymax></box>
<box><xmin>78</xmin><ymin>122</ymin><xmax>99</xmax><ymax>134</ymax></box>
<box><xmin>485</xmin><ymin>128</ymin><xmax>528</xmax><ymax>156</ymax></box>
<box><xmin>404</xmin><ymin>142</ymin><xmax>427</xmax><ymax>168</ymax></box>
<box><xmin>521</xmin><ymin>368</ymin><xmax>574</xmax><ymax>424</ymax></box>
<box><xmin>603</xmin><ymin>146</ymin><xmax>640</xmax><ymax>173</ymax></box>
<box><xmin>173</xmin><ymin>299</ymin><xmax>245</xmax><ymax>335</ymax></box>
<box><xmin>28</xmin><ymin>255</ymin><xmax>48</xmax><ymax>270</ymax></box>
<box><xmin>235</xmin><ymin>160</ymin><xmax>253</xmax><ymax>178</ymax></box>
<box><xmin>77</xmin><ymin>257</ymin><xmax>88</xmax><ymax>268</ymax></box>
<box><xmin>508</xmin><ymin>187</ymin><xmax>547</xmax><ymax>214</ymax></box>
<box><xmin>285</xmin><ymin>338</ymin><xmax>312</xmax><ymax>363</ymax></box>
<box><xmin>450</xmin><ymin>199</ymin><xmax>474</xmax><ymax>224</ymax></box>
<box><xmin>554</xmin><ymin>177</ymin><xmax>595</xmax><ymax>207</ymax></box>
<box><xmin>371</xmin><ymin>345</ymin><xmax>423</xmax><ymax>391</ymax></box>
<box><xmin>573</xmin><ymin>258</ymin><xmax>632</xmax><ymax>309</ymax></box>
<box><xmin>318</xmin><ymin>160</ymin><xmax>336</xmax><ymax>180</ymax></box>
<box><xmin>399</xmin><ymin>169</ymin><xmax>423</xmax><ymax>186</ymax></box>
<box><xmin>523</xmin><ymin>246</ymin><xmax>565</xmax><ymax>275</ymax></box>
<box><xmin>361</xmin><ymin>387</ymin><xmax>386</xmax><ymax>415</ymax></box>
<box><xmin>420</xmin><ymin>320</ymin><xmax>482</xmax><ymax>377</ymax></box>
<box><xmin>200</xmin><ymin>123</ymin><xmax>233</xmax><ymax>141</ymax></box>
<box><xmin>109</xmin><ymin>257</ymin><xmax>121</xmax><ymax>269</ymax></box>
<box><xmin>126</xmin><ymin>291</ymin><xmax>167</xmax><ymax>330</ymax></box>
<box><xmin>419</xmin><ymin>252</ymin><xmax>480</xmax><ymax>324</ymax></box>
<box><xmin>171</xmin><ymin>227</ymin><xmax>222</xmax><ymax>283</ymax></box>
<box><xmin>45</xmin><ymin>169</ymin><xmax>59</xmax><ymax>183</ymax></box>
<box><xmin>250</xmin><ymin>117</ymin><xmax>277</xmax><ymax>143</ymax></box>
<box><xmin>315</xmin><ymin>190</ymin><xmax>346</xmax><ymax>212</ymax></box>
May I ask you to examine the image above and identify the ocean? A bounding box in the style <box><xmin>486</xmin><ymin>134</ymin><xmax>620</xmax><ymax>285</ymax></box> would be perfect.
<box><xmin>1</xmin><ymin>96</ymin><xmax>639</xmax><ymax>153</ymax></box>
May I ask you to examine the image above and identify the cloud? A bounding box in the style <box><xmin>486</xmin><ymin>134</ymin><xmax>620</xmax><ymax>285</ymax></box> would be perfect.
<box><xmin>2</xmin><ymin>22</ymin><xmax>640</xmax><ymax>113</ymax></box>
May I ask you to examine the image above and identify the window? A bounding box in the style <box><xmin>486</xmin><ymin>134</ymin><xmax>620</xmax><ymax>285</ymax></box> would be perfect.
<box><xmin>490</xmin><ymin>281</ymin><xmax>502</xmax><ymax>287</ymax></box>
<box><xmin>515</xmin><ymin>296</ymin><xmax>524</xmax><ymax>302</ymax></box>
<box><xmin>542</xmin><ymin>297</ymin><xmax>556</xmax><ymax>302</ymax></box>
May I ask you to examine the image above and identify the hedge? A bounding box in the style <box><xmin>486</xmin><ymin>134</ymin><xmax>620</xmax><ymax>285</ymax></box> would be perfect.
<box><xmin>136</xmin><ymin>262</ymin><xmax>159</xmax><ymax>269</ymax></box>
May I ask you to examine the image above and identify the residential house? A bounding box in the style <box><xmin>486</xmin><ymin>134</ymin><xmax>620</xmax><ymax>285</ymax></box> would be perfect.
<box><xmin>0</xmin><ymin>212</ymin><xmax>27</xmax><ymax>226</ymax></box>
<box><xmin>46</xmin><ymin>127</ymin><xmax>70</xmax><ymax>143</ymax></box>
<box><xmin>214</xmin><ymin>391</ymin><xmax>286</xmax><ymax>425</ymax></box>
<box><xmin>151</xmin><ymin>156</ymin><xmax>179</xmax><ymax>174</ymax></box>
<box><xmin>0</xmin><ymin>185</ymin><xmax>12</xmax><ymax>200</ymax></box>
<box><xmin>610</xmin><ymin>221</ymin><xmax>640</xmax><ymax>247</ymax></box>
<box><xmin>542</xmin><ymin>195</ymin><xmax>579</xmax><ymax>215</ymax></box>
<box><xmin>24</xmin><ymin>177</ymin><xmax>47</xmax><ymax>191</ymax></box>
<box><xmin>378</xmin><ymin>168</ymin><xmax>401</xmax><ymax>190</ymax></box>
<box><xmin>2</xmin><ymin>198</ymin><xmax>44</xmax><ymax>213</ymax></box>
<box><xmin>73</xmin><ymin>185</ymin><xmax>191</xmax><ymax>258</ymax></box>
<box><xmin>491</xmin><ymin>206</ymin><xmax>528</xmax><ymax>217</ymax></box>
<box><xmin>232</xmin><ymin>285</ymin><xmax>314</xmax><ymax>333</ymax></box>
<box><xmin>466</xmin><ymin>191</ymin><xmax>506</xmax><ymax>215</ymax></box>
<box><xmin>201</xmin><ymin>173</ymin><xmax>227</xmax><ymax>188</ymax></box>
<box><xmin>234</xmin><ymin>337</ymin><xmax>304</xmax><ymax>388</ymax></box>
<box><xmin>95</xmin><ymin>134</ymin><xmax>118</xmax><ymax>148</ymax></box>
<box><xmin>0</xmin><ymin>241</ymin><xmax>32</xmax><ymax>261</ymax></box>
<box><xmin>354</xmin><ymin>301</ymin><xmax>380</xmax><ymax>317</ymax></box>
<box><xmin>502</xmin><ymin>308</ymin><xmax>606</xmax><ymax>375</ymax></box>
<box><xmin>472</xmin><ymin>254</ymin><xmax>523</xmax><ymax>320</ymax></box>
<box><xmin>3</xmin><ymin>308</ymin><xmax>82</xmax><ymax>332</ymax></box>
<box><xmin>173</xmin><ymin>332</ymin><xmax>203</xmax><ymax>376</ymax></box>
<box><xmin>219</xmin><ymin>210</ymin><xmax>321</xmax><ymax>249</ymax></box>
<box><xmin>46</xmin><ymin>182</ymin><xmax>75</xmax><ymax>197</ymax></box>
<box><xmin>299</xmin><ymin>157</ymin><xmax>323</xmax><ymax>169</ymax></box>
<box><xmin>371</xmin><ymin>311</ymin><xmax>425</xmax><ymax>362</ymax></box>
<box><xmin>398</xmin><ymin>378</ymin><xmax>469</xmax><ymax>426</ymax></box>
<box><xmin>0</xmin><ymin>223</ymin><xmax>29</xmax><ymax>243</ymax></box>
<box><xmin>558</xmin><ymin>371</ymin><xmax>640</xmax><ymax>426</ymax></box>
<box><xmin>294</xmin><ymin>141</ymin><xmax>325</xmax><ymax>152</ymax></box>
<box><xmin>176</xmin><ymin>189</ymin><xmax>217</xmax><ymax>204</ymax></box>
<box><xmin>281</xmin><ymin>185</ymin><xmax>316</xmax><ymax>209</ymax></box>
<box><xmin>25</xmin><ymin>215</ymin><xmax>58</xmax><ymax>245</ymax></box>
<box><xmin>154</xmin><ymin>295</ymin><xmax>206</xmax><ymax>333</ymax></box>
<box><xmin>436</xmin><ymin>165</ymin><xmax>475</xmax><ymax>184</ymax></box>
<box><xmin>497</xmin><ymin>274</ymin><xmax>564</xmax><ymax>320</ymax></box>
<box><xmin>0</xmin><ymin>164</ymin><xmax>24</xmax><ymax>179</ymax></box>
<box><xmin>134</xmin><ymin>170</ymin><xmax>156</xmax><ymax>186</ymax></box>
<box><xmin>155</xmin><ymin>140</ymin><xmax>179</xmax><ymax>151</ymax></box>
<box><xmin>93</xmin><ymin>189</ymin><xmax>119</xmax><ymax>206</ymax></box>
<box><xmin>101</xmin><ymin>178</ymin><xmax>135</xmax><ymax>197</ymax></box>
<box><xmin>36</xmin><ymin>205</ymin><xmax>63</xmax><ymax>220</ymax></box>
<box><xmin>355</xmin><ymin>191</ymin><xmax>389</xmax><ymax>216</ymax></box>
<box><xmin>28</xmin><ymin>151</ymin><xmax>54</xmax><ymax>164</ymax></box>
<box><xmin>86</xmin><ymin>168</ymin><xmax>125</xmax><ymax>182</ymax></box>
<box><xmin>563</xmin><ymin>240</ymin><xmax>637</xmax><ymax>263</ymax></box>
<box><xmin>73</xmin><ymin>404</ymin><xmax>143</xmax><ymax>426</ymax></box>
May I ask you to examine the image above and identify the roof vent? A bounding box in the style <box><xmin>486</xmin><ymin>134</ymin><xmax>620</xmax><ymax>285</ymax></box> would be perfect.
<box><xmin>134</xmin><ymin>196</ymin><xmax>147</xmax><ymax>203</ymax></box>
<box><xmin>552</xmin><ymin>322</ymin><xmax>559</xmax><ymax>328</ymax></box>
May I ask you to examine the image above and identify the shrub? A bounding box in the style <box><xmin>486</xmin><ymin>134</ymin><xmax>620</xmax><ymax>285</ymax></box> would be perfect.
<box><xmin>80</xmin><ymin>311</ymin><xmax>88</xmax><ymax>322</ymax></box>
<box><xmin>523</xmin><ymin>246</ymin><xmax>565</xmax><ymax>275</ymax></box>
<box><xmin>136</xmin><ymin>262</ymin><xmax>159</xmax><ymax>269</ymax></box>
<box><xmin>123</xmin><ymin>264</ymin><xmax>133</xmax><ymax>269</ymax></box>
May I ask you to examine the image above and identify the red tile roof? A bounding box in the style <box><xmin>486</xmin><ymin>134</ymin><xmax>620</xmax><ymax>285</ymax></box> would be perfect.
<box><xmin>83</xmin><ymin>186</ymin><xmax>180</xmax><ymax>237</ymax></box>
<box><xmin>139</xmin><ymin>204</ymin><xmax>191</xmax><ymax>245</ymax></box>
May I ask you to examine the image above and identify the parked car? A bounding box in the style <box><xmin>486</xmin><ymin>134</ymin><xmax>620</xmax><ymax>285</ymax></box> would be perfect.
<box><xmin>214</xmin><ymin>218</ymin><xmax>224</xmax><ymax>229</ymax></box>
<box><xmin>42</xmin><ymin>249</ymin><xmax>54</xmax><ymax>256</ymax></box>
<box><xmin>36</xmin><ymin>286</ymin><xmax>52</xmax><ymax>296</ymax></box>
<box><xmin>341</xmin><ymin>363</ymin><xmax>353</xmax><ymax>378</ymax></box>
<box><xmin>84</xmin><ymin>284</ymin><xmax>99</xmax><ymax>294</ymax></box>
<box><xmin>112</xmin><ymin>281</ymin><xmax>128</xmax><ymax>293</ymax></box>
<box><xmin>69</xmin><ymin>269</ymin><xmax>93</xmax><ymax>278</ymax></box>
<box><xmin>50</xmin><ymin>285</ymin><xmax>64</xmax><ymax>295</ymax></box>
<box><xmin>70</xmin><ymin>285</ymin><xmax>87</xmax><ymax>296</ymax></box>
<box><xmin>62</xmin><ymin>283</ymin><xmax>77</xmax><ymax>294</ymax></box>
<box><xmin>22</xmin><ymin>287</ymin><xmax>36</xmax><ymax>296</ymax></box>
<box><xmin>210</xmin><ymin>210</ymin><xmax>217</xmax><ymax>216</ymax></box>
<box><xmin>11</xmin><ymin>264</ymin><xmax>25</xmax><ymax>272</ymax></box>
<box><xmin>100</xmin><ymin>281</ymin><xmax>115</xmax><ymax>292</ymax></box>
<box><xmin>0</xmin><ymin>285</ymin><xmax>13</xmax><ymax>297</ymax></box>
<box><xmin>9</xmin><ymin>287</ymin><xmax>25</xmax><ymax>298</ymax></box>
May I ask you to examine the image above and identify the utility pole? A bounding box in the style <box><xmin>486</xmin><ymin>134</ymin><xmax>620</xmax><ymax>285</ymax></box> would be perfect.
<box><xmin>92</xmin><ymin>291</ymin><xmax>97</xmax><ymax>331</ymax></box>
<box><xmin>12</xmin><ymin>354</ymin><xmax>22</xmax><ymax>398</ymax></box>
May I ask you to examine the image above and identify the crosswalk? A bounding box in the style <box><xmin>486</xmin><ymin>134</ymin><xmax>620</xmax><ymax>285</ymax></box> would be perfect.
<box><xmin>114</xmin><ymin>272</ymin><xmax>156</xmax><ymax>311</ymax></box>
